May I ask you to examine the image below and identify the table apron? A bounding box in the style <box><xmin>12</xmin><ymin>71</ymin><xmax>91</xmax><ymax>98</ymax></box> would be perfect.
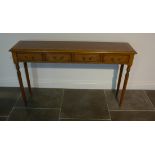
<box><xmin>15</xmin><ymin>52</ymin><xmax>131</xmax><ymax>64</ymax></box>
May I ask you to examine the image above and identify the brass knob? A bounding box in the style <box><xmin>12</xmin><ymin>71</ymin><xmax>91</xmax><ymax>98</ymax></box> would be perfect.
<box><xmin>111</xmin><ymin>58</ymin><xmax>114</xmax><ymax>62</ymax></box>
<box><xmin>60</xmin><ymin>56</ymin><xmax>64</xmax><ymax>60</ymax></box>
<box><xmin>82</xmin><ymin>57</ymin><xmax>86</xmax><ymax>61</ymax></box>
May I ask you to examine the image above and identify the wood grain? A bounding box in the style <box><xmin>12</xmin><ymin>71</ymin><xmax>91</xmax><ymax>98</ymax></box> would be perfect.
<box><xmin>10</xmin><ymin>41</ymin><xmax>137</xmax><ymax>54</ymax></box>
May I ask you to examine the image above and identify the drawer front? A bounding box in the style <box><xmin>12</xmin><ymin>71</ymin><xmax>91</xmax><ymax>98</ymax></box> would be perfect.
<box><xmin>46</xmin><ymin>53</ymin><xmax>71</xmax><ymax>62</ymax></box>
<box><xmin>103</xmin><ymin>55</ymin><xmax>129</xmax><ymax>64</ymax></box>
<box><xmin>74</xmin><ymin>53</ymin><xmax>101</xmax><ymax>63</ymax></box>
<box><xmin>17</xmin><ymin>53</ymin><xmax>43</xmax><ymax>62</ymax></box>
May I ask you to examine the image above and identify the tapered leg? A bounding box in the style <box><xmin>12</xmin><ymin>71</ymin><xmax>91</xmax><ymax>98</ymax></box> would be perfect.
<box><xmin>24</xmin><ymin>62</ymin><xmax>32</xmax><ymax>95</ymax></box>
<box><xmin>119</xmin><ymin>65</ymin><xmax>131</xmax><ymax>106</ymax></box>
<box><xmin>15</xmin><ymin>63</ymin><xmax>27</xmax><ymax>105</ymax></box>
<box><xmin>116</xmin><ymin>64</ymin><xmax>124</xmax><ymax>97</ymax></box>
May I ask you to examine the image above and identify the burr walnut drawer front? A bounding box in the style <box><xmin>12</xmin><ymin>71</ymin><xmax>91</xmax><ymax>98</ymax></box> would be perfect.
<box><xmin>45</xmin><ymin>53</ymin><xmax>71</xmax><ymax>62</ymax></box>
<box><xmin>74</xmin><ymin>53</ymin><xmax>101</xmax><ymax>63</ymax></box>
<box><xmin>103</xmin><ymin>54</ymin><xmax>129</xmax><ymax>64</ymax></box>
<box><xmin>17</xmin><ymin>53</ymin><xmax>43</xmax><ymax>62</ymax></box>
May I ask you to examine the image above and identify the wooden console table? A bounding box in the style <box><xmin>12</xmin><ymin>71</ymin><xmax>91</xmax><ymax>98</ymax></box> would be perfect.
<box><xmin>10</xmin><ymin>41</ymin><xmax>137</xmax><ymax>106</ymax></box>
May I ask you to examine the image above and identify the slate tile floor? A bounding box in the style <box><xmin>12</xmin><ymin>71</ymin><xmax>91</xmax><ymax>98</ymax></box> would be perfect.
<box><xmin>0</xmin><ymin>87</ymin><xmax>155</xmax><ymax>121</ymax></box>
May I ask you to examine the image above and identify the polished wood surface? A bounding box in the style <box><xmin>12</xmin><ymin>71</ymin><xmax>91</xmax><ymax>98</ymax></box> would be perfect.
<box><xmin>10</xmin><ymin>41</ymin><xmax>137</xmax><ymax>106</ymax></box>
<box><xmin>10</xmin><ymin>41</ymin><xmax>137</xmax><ymax>53</ymax></box>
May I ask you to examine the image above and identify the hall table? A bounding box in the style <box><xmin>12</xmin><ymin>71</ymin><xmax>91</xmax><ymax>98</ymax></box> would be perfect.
<box><xmin>10</xmin><ymin>41</ymin><xmax>137</xmax><ymax>106</ymax></box>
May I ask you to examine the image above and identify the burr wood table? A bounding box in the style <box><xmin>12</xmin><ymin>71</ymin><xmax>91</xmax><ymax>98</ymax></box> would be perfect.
<box><xmin>10</xmin><ymin>41</ymin><xmax>137</xmax><ymax>106</ymax></box>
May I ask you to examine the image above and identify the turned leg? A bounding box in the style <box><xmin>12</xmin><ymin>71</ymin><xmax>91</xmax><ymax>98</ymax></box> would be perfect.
<box><xmin>116</xmin><ymin>64</ymin><xmax>124</xmax><ymax>97</ymax></box>
<box><xmin>15</xmin><ymin>63</ymin><xmax>27</xmax><ymax>105</ymax></box>
<box><xmin>24</xmin><ymin>62</ymin><xmax>32</xmax><ymax>95</ymax></box>
<box><xmin>119</xmin><ymin>65</ymin><xmax>131</xmax><ymax>106</ymax></box>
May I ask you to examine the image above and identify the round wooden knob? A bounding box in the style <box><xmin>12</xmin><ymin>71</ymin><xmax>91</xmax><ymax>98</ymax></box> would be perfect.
<box><xmin>82</xmin><ymin>57</ymin><xmax>86</xmax><ymax>61</ymax></box>
<box><xmin>111</xmin><ymin>58</ymin><xmax>114</xmax><ymax>62</ymax></box>
<box><xmin>60</xmin><ymin>56</ymin><xmax>64</xmax><ymax>60</ymax></box>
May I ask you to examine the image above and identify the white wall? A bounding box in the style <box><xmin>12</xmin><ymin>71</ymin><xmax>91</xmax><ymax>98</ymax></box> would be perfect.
<box><xmin>0</xmin><ymin>33</ymin><xmax>155</xmax><ymax>89</ymax></box>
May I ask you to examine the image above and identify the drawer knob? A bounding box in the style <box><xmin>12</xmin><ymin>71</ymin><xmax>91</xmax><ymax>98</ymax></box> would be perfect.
<box><xmin>82</xmin><ymin>57</ymin><xmax>86</xmax><ymax>61</ymax></box>
<box><xmin>60</xmin><ymin>56</ymin><xmax>64</xmax><ymax>60</ymax></box>
<box><xmin>111</xmin><ymin>58</ymin><xmax>114</xmax><ymax>62</ymax></box>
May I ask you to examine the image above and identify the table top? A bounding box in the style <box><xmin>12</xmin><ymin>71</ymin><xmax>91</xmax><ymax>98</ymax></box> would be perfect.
<box><xmin>10</xmin><ymin>41</ymin><xmax>137</xmax><ymax>54</ymax></box>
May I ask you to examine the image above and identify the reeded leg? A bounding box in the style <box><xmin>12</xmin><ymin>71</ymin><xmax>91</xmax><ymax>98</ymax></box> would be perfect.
<box><xmin>116</xmin><ymin>64</ymin><xmax>124</xmax><ymax>97</ymax></box>
<box><xmin>15</xmin><ymin>63</ymin><xmax>27</xmax><ymax>106</ymax></box>
<box><xmin>119</xmin><ymin>65</ymin><xmax>131</xmax><ymax>106</ymax></box>
<box><xmin>24</xmin><ymin>62</ymin><xmax>32</xmax><ymax>96</ymax></box>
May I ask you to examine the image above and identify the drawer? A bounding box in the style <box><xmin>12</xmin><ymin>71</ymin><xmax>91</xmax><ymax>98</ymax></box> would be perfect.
<box><xmin>17</xmin><ymin>53</ymin><xmax>43</xmax><ymax>62</ymax></box>
<box><xmin>46</xmin><ymin>53</ymin><xmax>71</xmax><ymax>62</ymax></box>
<box><xmin>103</xmin><ymin>55</ymin><xmax>129</xmax><ymax>64</ymax></box>
<box><xmin>74</xmin><ymin>53</ymin><xmax>101</xmax><ymax>63</ymax></box>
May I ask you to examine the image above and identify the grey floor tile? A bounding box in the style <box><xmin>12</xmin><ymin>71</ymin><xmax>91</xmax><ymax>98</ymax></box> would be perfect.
<box><xmin>110</xmin><ymin>111</ymin><xmax>155</xmax><ymax>121</ymax></box>
<box><xmin>60</xmin><ymin>118</ymin><xmax>110</xmax><ymax>121</ymax></box>
<box><xmin>145</xmin><ymin>90</ymin><xmax>155</xmax><ymax>106</ymax></box>
<box><xmin>0</xmin><ymin>87</ymin><xmax>20</xmax><ymax>116</ymax></box>
<box><xmin>105</xmin><ymin>90</ymin><xmax>154</xmax><ymax>110</ymax></box>
<box><xmin>8</xmin><ymin>108</ymin><xmax>60</xmax><ymax>121</ymax></box>
<box><xmin>60</xmin><ymin>89</ymin><xmax>110</xmax><ymax>120</ymax></box>
<box><xmin>0</xmin><ymin>117</ymin><xmax>8</xmax><ymax>121</ymax></box>
<box><xmin>15</xmin><ymin>88</ymin><xmax>63</xmax><ymax>108</ymax></box>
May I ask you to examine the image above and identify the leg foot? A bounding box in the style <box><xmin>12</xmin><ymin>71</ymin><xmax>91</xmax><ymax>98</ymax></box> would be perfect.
<box><xmin>119</xmin><ymin>65</ymin><xmax>131</xmax><ymax>106</ymax></box>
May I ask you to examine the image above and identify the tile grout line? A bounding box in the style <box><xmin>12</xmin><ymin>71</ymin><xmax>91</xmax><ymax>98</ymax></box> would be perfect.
<box><xmin>109</xmin><ymin>90</ymin><xmax>155</xmax><ymax>112</ymax></box>
<box><xmin>104</xmin><ymin>90</ymin><xmax>112</xmax><ymax>121</ymax></box>
<box><xmin>0</xmin><ymin>116</ymin><xmax>8</xmax><ymax>117</ymax></box>
<box><xmin>6</xmin><ymin>107</ymin><xmax>15</xmax><ymax>121</ymax></box>
<box><xmin>58</xmin><ymin>89</ymin><xmax>64</xmax><ymax>121</ymax></box>
<box><xmin>6</xmin><ymin>93</ymin><xmax>21</xmax><ymax>121</ymax></box>
<box><xmin>143</xmin><ymin>90</ymin><xmax>155</xmax><ymax>109</ymax></box>
<box><xmin>59</xmin><ymin>89</ymin><xmax>111</xmax><ymax>121</ymax></box>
